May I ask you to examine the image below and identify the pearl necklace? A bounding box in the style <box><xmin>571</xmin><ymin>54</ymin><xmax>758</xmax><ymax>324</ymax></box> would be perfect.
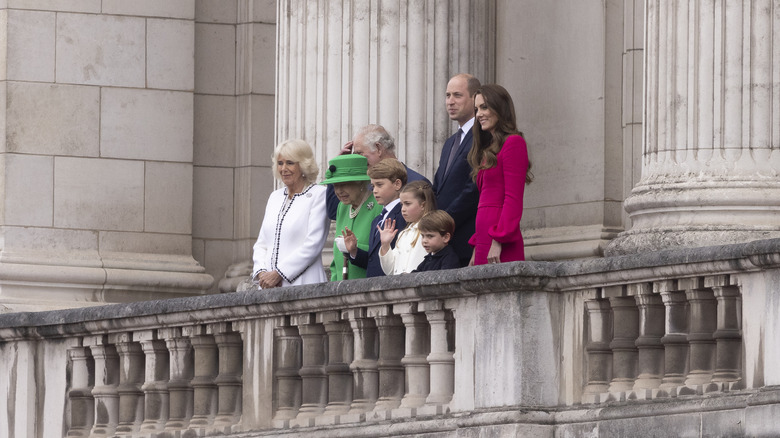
<box><xmin>348</xmin><ymin>190</ymin><xmax>370</xmax><ymax>219</ymax></box>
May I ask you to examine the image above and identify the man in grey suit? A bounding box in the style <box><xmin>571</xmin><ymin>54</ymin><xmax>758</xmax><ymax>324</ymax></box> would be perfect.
<box><xmin>433</xmin><ymin>74</ymin><xmax>481</xmax><ymax>267</ymax></box>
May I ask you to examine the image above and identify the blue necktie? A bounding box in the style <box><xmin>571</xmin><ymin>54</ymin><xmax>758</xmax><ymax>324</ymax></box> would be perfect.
<box><xmin>444</xmin><ymin>129</ymin><xmax>463</xmax><ymax>178</ymax></box>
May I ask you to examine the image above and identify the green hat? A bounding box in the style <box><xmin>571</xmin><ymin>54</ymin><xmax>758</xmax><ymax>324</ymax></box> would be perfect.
<box><xmin>320</xmin><ymin>154</ymin><xmax>371</xmax><ymax>185</ymax></box>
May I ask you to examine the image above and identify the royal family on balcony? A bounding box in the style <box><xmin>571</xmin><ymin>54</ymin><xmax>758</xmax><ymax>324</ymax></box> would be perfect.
<box><xmin>250</xmin><ymin>79</ymin><xmax>531</xmax><ymax>287</ymax></box>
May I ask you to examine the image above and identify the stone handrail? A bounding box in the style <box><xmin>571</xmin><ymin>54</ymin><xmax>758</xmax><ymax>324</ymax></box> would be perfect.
<box><xmin>2</xmin><ymin>238</ymin><xmax>780</xmax><ymax>437</ymax></box>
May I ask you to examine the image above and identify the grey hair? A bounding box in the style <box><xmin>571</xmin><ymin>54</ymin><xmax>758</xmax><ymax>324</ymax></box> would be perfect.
<box><xmin>272</xmin><ymin>138</ymin><xmax>320</xmax><ymax>184</ymax></box>
<box><xmin>356</xmin><ymin>124</ymin><xmax>395</xmax><ymax>153</ymax></box>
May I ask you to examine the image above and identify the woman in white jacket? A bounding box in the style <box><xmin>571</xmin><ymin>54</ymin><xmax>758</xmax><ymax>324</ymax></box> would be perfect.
<box><xmin>252</xmin><ymin>139</ymin><xmax>329</xmax><ymax>288</ymax></box>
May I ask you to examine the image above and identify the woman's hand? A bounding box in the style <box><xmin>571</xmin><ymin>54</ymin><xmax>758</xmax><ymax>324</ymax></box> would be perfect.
<box><xmin>343</xmin><ymin>227</ymin><xmax>358</xmax><ymax>258</ymax></box>
<box><xmin>487</xmin><ymin>240</ymin><xmax>502</xmax><ymax>264</ymax></box>
<box><xmin>257</xmin><ymin>270</ymin><xmax>283</xmax><ymax>289</ymax></box>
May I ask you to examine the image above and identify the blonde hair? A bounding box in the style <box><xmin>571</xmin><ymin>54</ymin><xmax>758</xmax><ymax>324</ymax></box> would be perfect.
<box><xmin>272</xmin><ymin>139</ymin><xmax>319</xmax><ymax>184</ymax></box>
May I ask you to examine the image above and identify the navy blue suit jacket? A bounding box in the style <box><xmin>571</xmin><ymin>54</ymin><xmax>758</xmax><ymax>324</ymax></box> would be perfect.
<box><xmin>433</xmin><ymin>128</ymin><xmax>479</xmax><ymax>267</ymax></box>
<box><xmin>326</xmin><ymin>163</ymin><xmax>430</xmax><ymax>221</ymax></box>
<box><xmin>351</xmin><ymin>202</ymin><xmax>406</xmax><ymax>277</ymax></box>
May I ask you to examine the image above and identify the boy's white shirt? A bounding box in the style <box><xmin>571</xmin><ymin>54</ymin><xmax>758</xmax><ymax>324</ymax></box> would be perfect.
<box><xmin>380</xmin><ymin>198</ymin><xmax>401</xmax><ymax>223</ymax></box>
<box><xmin>379</xmin><ymin>221</ymin><xmax>428</xmax><ymax>275</ymax></box>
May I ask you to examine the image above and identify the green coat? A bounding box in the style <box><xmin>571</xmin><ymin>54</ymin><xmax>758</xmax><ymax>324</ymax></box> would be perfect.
<box><xmin>330</xmin><ymin>194</ymin><xmax>381</xmax><ymax>281</ymax></box>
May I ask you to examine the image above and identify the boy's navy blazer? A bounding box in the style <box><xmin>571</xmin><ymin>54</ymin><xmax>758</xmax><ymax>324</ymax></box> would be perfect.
<box><xmin>352</xmin><ymin>202</ymin><xmax>406</xmax><ymax>277</ymax></box>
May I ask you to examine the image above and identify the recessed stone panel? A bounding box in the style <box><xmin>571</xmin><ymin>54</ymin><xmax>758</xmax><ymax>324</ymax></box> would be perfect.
<box><xmin>6</xmin><ymin>82</ymin><xmax>100</xmax><ymax>156</ymax></box>
<box><xmin>192</xmin><ymin>166</ymin><xmax>234</xmax><ymax>239</ymax></box>
<box><xmin>2</xmin><ymin>154</ymin><xmax>54</xmax><ymax>226</ymax></box>
<box><xmin>7</xmin><ymin>10</ymin><xmax>55</xmax><ymax>82</ymax></box>
<box><xmin>252</xmin><ymin>23</ymin><xmax>275</xmax><ymax>95</ymax></box>
<box><xmin>100</xmin><ymin>87</ymin><xmax>193</xmax><ymax>162</ymax></box>
<box><xmin>194</xmin><ymin>94</ymin><xmax>236</xmax><ymax>167</ymax></box>
<box><xmin>54</xmin><ymin>157</ymin><xmax>144</xmax><ymax>231</ymax></box>
<box><xmin>194</xmin><ymin>22</ymin><xmax>236</xmax><ymax>95</ymax></box>
<box><xmin>56</xmin><ymin>13</ymin><xmax>145</xmax><ymax>87</ymax></box>
<box><xmin>144</xmin><ymin>161</ymin><xmax>193</xmax><ymax>234</ymax></box>
<box><xmin>101</xmin><ymin>0</ymin><xmax>194</xmax><ymax>19</ymax></box>
<box><xmin>147</xmin><ymin>18</ymin><xmax>195</xmax><ymax>91</ymax></box>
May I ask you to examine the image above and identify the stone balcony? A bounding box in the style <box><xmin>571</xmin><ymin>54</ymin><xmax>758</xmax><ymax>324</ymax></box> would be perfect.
<box><xmin>2</xmin><ymin>239</ymin><xmax>780</xmax><ymax>437</ymax></box>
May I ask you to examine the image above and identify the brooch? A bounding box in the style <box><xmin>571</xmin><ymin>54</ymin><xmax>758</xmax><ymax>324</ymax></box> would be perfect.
<box><xmin>366</xmin><ymin>202</ymin><xmax>375</xmax><ymax>210</ymax></box>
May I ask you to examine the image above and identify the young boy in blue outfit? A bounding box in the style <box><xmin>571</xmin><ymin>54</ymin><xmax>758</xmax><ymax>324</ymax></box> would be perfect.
<box><xmin>413</xmin><ymin>210</ymin><xmax>461</xmax><ymax>272</ymax></box>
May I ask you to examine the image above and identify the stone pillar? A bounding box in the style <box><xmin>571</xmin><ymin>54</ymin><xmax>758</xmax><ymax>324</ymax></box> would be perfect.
<box><xmin>369</xmin><ymin>306</ymin><xmax>405</xmax><ymax>415</ymax></box>
<box><xmin>162</xmin><ymin>329</ymin><xmax>194</xmax><ymax>430</ymax></box>
<box><xmin>657</xmin><ymin>280</ymin><xmax>689</xmax><ymax>391</ymax></box>
<box><xmin>86</xmin><ymin>337</ymin><xmax>119</xmax><ymax>437</ymax></box>
<box><xmin>683</xmin><ymin>279</ymin><xmax>717</xmax><ymax>388</ymax></box>
<box><xmin>608</xmin><ymin>0</ymin><xmax>780</xmax><ymax>254</ymax></box>
<box><xmin>273</xmin><ymin>317</ymin><xmax>302</xmax><ymax>423</ymax></box>
<box><xmin>189</xmin><ymin>329</ymin><xmax>218</xmax><ymax>427</ymax></box>
<box><xmin>607</xmin><ymin>295</ymin><xmax>639</xmax><ymax>393</ymax></box>
<box><xmin>0</xmin><ymin>2</ymin><xmax>213</xmax><ymax>311</ymax></box>
<box><xmin>213</xmin><ymin>325</ymin><xmax>243</xmax><ymax>428</ymax></box>
<box><xmin>274</xmin><ymin>0</ymin><xmax>494</xmax><ymax>178</ymax></box>
<box><xmin>138</xmin><ymin>336</ymin><xmax>170</xmax><ymax>433</ymax></box>
<box><xmin>292</xmin><ymin>313</ymin><xmax>328</xmax><ymax>422</ymax></box>
<box><xmin>66</xmin><ymin>346</ymin><xmax>94</xmax><ymax>437</ymax></box>
<box><xmin>423</xmin><ymin>301</ymin><xmax>455</xmax><ymax>408</ymax></box>
<box><xmin>345</xmin><ymin>308</ymin><xmax>379</xmax><ymax>415</ymax></box>
<box><xmin>111</xmin><ymin>333</ymin><xmax>145</xmax><ymax>435</ymax></box>
<box><xmin>321</xmin><ymin>312</ymin><xmax>354</xmax><ymax>416</ymax></box>
<box><xmin>395</xmin><ymin>303</ymin><xmax>431</xmax><ymax>410</ymax></box>
<box><xmin>583</xmin><ymin>299</ymin><xmax>613</xmax><ymax>402</ymax></box>
<box><xmin>632</xmin><ymin>283</ymin><xmax>665</xmax><ymax>394</ymax></box>
<box><xmin>709</xmin><ymin>276</ymin><xmax>743</xmax><ymax>387</ymax></box>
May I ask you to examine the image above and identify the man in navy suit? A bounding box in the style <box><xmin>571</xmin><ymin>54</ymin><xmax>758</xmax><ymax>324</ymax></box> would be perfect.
<box><xmin>433</xmin><ymin>74</ymin><xmax>481</xmax><ymax>267</ymax></box>
<box><xmin>326</xmin><ymin>124</ymin><xmax>430</xmax><ymax>220</ymax></box>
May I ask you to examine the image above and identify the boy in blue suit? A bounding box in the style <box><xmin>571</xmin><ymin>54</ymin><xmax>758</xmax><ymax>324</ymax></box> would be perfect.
<box><xmin>344</xmin><ymin>158</ymin><xmax>407</xmax><ymax>277</ymax></box>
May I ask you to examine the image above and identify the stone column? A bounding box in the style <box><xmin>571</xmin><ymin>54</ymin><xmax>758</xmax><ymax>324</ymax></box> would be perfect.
<box><xmin>632</xmin><ymin>283</ymin><xmax>665</xmax><ymax>394</ymax></box>
<box><xmin>86</xmin><ymin>337</ymin><xmax>119</xmax><ymax>437</ymax></box>
<box><xmin>321</xmin><ymin>312</ymin><xmax>354</xmax><ymax>416</ymax></box>
<box><xmin>111</xmin><ymin>333</ymin><xmax>145</xmax><ymax>435</ymax></box>
<box><xmin>395</xmin><ymin>303</ymin><xmax>431</xmax><ymax>410</ymax></box>
<box><xmin>423</xmin><ymin>301</ymin><xmax>455</xmax><ymax>409</ymax></box>
<box><xmin>369</xmin><ymin>306</ymin><xmax>405</xmax><ymax>415</ymax></box>
<box><xmin>345</xmin><ymin>308</ymin><xmax>379</xmax><ymax>415</ymax></box>
<box><xmin>657</xmin><ymin>280</ymin><xmax>689</xmax><ymax>391</ymax></box>
<box><xmin>683</xmin><ymin>279</ymin><xmax>717</xmax><ymax>389</ymax></box>
<box><xmin>138</xmin><ymin>336</ymin><xmax>170</xmax><ymax>433</ymax></box>
<box><xmin>213</xmin><ymin>325</ymin><xmax>243</xmax><ymax>429</ymax></box>
<box><xmin>709</xmin><ymin>276</ymin><xmax>743</xmax><ymax>387</ymax></box>
<box><xmin>607</xmin><ymin>295</ymin><xmax>639</xmax><ymax>393</ymax></box>
<box><xmin>189</xmin><ymin>329</ymin><xmax>218</xmax><ymax>427</ymax></box>
<box><xmin>292</xmin><ymin>313</ymin><xmax>328</xmax><ymax>422</ymax></box>
<box><xmin>608</xmin><ymin>0</ymin><xmax>780</xmax><ymax>254</ymax></box>
<box><xmin>583</xmin><ymin>299</ymin><xmax>613</xmax><ymax>402</ymax></box>
<box><xmin>162</xmin><ymin>329</ymin><xmax>194</xmax><ymax>430</ymax></box>
<box><xmin>273</xmin><ymin>317</ymin><xmax>302</xmax><ymax>423</ymax></box>
<box><xmin>66</xmin><ymin>346</ymin><xmax>94</xmax><ymax>437</ymax></box>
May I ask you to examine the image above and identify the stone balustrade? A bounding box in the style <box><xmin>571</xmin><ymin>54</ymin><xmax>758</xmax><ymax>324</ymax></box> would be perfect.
<box><xmin>3</xmin><ymin>238</ymin><xmax>780</xmax><ymax>437</ymax></box>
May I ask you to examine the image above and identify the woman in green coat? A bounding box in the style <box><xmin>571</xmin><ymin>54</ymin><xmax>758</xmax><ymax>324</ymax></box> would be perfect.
<box><xmin>321</xmin><ymin>154</ymin><xmax>381</xmax><ymax>281</ymax></box>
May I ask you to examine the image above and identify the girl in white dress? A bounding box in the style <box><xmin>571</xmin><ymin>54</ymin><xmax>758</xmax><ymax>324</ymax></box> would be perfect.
<box><xmin>378</xmin><ymin>181</ymin><xmax>437</xmax><ymax>274</ymax></box>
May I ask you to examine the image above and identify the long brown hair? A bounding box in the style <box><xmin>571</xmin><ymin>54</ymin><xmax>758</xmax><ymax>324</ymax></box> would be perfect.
<box><xmin>467</xmin><ymin>84</ymin><xmax>533</xmax><ymax>183</ymax></box>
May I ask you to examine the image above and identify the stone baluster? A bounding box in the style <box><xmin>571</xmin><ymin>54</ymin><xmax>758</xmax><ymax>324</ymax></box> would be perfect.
<box><xmin>161</xmin><ymin>328</ymin><xmax>194</xmax><ymax>430</ymax></box>
<box><xmin>708</xmin><ymin>276</ymin><xmax>743</xmax><ymax>388</ymax></box>
<box><xmin>395</xmin><ymin>302</ymin><xmax>430</xmax><ymax>411</ymax></box>
<box><xmin>607</xmin><ymin>291</ymin><xmax>639</xmax><ymax>395</ymax></box>
<box><xmin>111</xmin><ymin>333</ymin><xmax>145</xmax><ymax>435</ymax></box>
<box><xmin>657</xmin><ymin>280</ymin><xmax>689</xmax><ymax>392</ymax></box>
<box><xmin>213</xmin><ymin>323</ymin><xmax>244</xmax><ymax>429</ymax></box>
<box><xmin>138</xmin><ymin>333</ymin><xmax>170</xmax><ymax>432</ymax></box>
<box><xmin>682</xmin><ymin>278</ymin><xmax>717</xmax><ymax>391</ymax></box>
<box><xmin>189</xmin><ymin>327</ymin><xmax>218</xmax><ymax>427</ymax></box>
<box><xmin>632</xmin><ymin>283</ymin><xmax>665</xmax><ymax>396</ymax></box>
<box><xmin>369</xmin><ymin>305</ymin><xmax>405</xmax><ymax>416</ymax></box>
<box><xmin>273</xmin><ymin>316</ymin><xmax>302</xmax><ymax>424</ymax></box>
<box><xmin>86</xmin><ymin>336</ymin><xmax>120</xmax><ymax>437</ymax></box>
<box><xmin>423</xmin><ymin>301</ymin><xmax>455</xmax><ymax>410</ymax></box>
<box><xmin>583</xmin><ymin>298</ymin><xmax>613</xmax><ymax>402</ymax></box>
<box><xmin>344</xmin><ymin>308</ymin><xmax>379</xmax><ymax>416</ymax></box>
<box><xmin>292</xmin><ymin>313</ymin><xmax>328</xmax><ymax>424</ymax></box>
<box><xmin>322</xmin><ymin>312</ymin><xmax>354</xmax><ymax>417</ymax></box>
<box><xmin>66</xmin><ymin>345</ymin><xmax>95</xmax><ymax>437</ymax></box>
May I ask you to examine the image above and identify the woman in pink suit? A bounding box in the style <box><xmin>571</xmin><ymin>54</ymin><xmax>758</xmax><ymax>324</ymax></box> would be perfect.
<box><xmin>467</xmin><ymin>84</ymin><xmax>533</xmax><ymax>265</ymax></box>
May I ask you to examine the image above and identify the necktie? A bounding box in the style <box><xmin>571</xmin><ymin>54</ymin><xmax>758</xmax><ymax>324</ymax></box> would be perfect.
<box><xmin>378</xmin><ymin>208</ymin><xmax>388</xmax><ymax>231</ymax></box>
<box><xmin>444</xmin><ymin>128</ymin><xmax>463</xmax><ymax>178</ymax></box>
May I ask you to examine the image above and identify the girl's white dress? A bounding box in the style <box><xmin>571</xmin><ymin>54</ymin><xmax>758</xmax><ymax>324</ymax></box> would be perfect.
<box><xmin>379</xmin><ymin>222</ymin><xmax>428</xmax><ymax>274</ymax></box>
<box><xmin>252</xmin><ymin>184</ymin><xmax>330</xmax><ymax>286</ymax></box>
